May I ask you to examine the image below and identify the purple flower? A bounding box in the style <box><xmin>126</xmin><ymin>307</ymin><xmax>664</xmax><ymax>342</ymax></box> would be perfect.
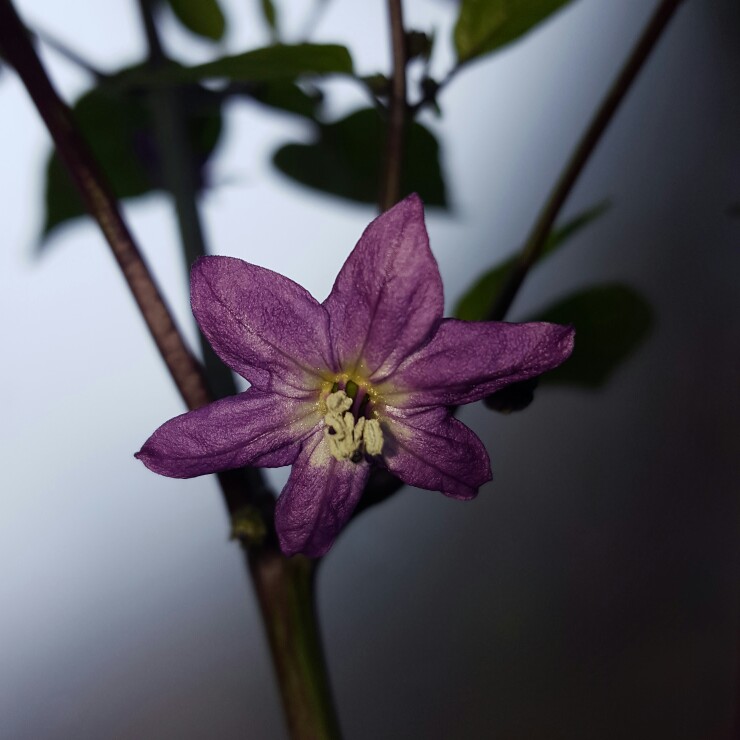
<box><xmin>136</xmin><ymin>195</ymin><xmax>574</xmax><ymax>557</ymax></box>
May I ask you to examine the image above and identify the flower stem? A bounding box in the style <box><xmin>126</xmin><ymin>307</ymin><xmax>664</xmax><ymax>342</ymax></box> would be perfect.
<box><xmin>248</xmin><ymin>551</ymin><xmax>342</xmax><ymax>740</ymax></box>
<box><xmin>489</xmin><ymin>0</ymin><xmax>686</xmax><ymax>321</ymax></box>
<box><xmin>379</xmin><ymin>0</ymin><xmax>408</xmax><ymax>212</ymax></box>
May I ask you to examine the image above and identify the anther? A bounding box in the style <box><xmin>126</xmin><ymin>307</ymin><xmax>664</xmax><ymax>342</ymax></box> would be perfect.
<box><xmin>323</xmin><ymin>389</ymin><xmax>384</xmax><ymax>463</ymax></box>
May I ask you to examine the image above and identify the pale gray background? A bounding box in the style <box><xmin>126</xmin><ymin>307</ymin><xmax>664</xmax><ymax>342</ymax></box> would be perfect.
<box><xmin>1</xmin><ymin>1</ymin><xmax>739</xmax><ymax>738</ymax></box>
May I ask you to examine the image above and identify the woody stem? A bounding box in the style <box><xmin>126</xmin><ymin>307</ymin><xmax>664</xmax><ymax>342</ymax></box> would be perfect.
<box><xmin>0</xmin><ymin>4</ymin><xmax>340</xmax><ymax>738</ymax></box>
<box><xmin>379</xmin><ymin>0</ymin><xmax>408</xmax><ymax>212</ymax></box>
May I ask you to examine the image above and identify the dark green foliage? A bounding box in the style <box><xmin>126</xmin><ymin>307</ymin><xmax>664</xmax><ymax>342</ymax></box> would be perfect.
<box><xmin>259</xmin><ymin>0</ymin><xmax>279</xmax><ymax>37</ymax></box>
<box><xmin>250</xmin><ymin>81</ymin><xmax>323</xmax><ymax>119</ymax></box>
<box><xmin>454</xmin><ymin>201</ymin><xmax>609</xmax><ymax>321</ymax></box>
<box><xmin>41</xmin><ymin>68</ymin><xmax>222</xmax><ymax>245</ymax></box>
<box><xmin>536</xmin><ymin>284</ymin><xmax>653</xmax><ymax>387</ymax></box>
<box><xmin>166</xmin><ymin>0</ymin><xmax>226</xmax><ymax>41</ymax></box>
<box><xmin>406</xmin><ymin>30</ymin><xmax>434</xmax><ymax>62</ymax></box>
<box><xmin>485</xmin><ymin>377</ymin><xmax>539</xmax><ymax>413</ymax></box>
<box><xmin>454</xmin><ymin>0</ymin><xmax>576</xmax><ymax>63</ymax></box>
<box><xmin>272</xmin><ymin>108</ymin><xmax>447</xmax><ymax>207</ymax></box>
<box><xmin>163</xmin><ymin>44</ymin><xmax>353</xmax><ymax>83</ymax></box>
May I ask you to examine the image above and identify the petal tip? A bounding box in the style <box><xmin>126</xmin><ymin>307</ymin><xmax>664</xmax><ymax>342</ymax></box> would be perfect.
<box><xmin>401</xmin><ymin>191</ymin><xmax>423</xmax><ymax>208</ymax></box>
<box><xmin>559</xmin><ymin>323</ymin><xmax>576</xmax><ymax>357</ymax></box>
<box><xmin>392</xmin><ymin>192</ymin><xmax>424</xmax><ymax>220</ymax></box>
<box><xmin>190</xmin><ymin>254</ymin><xmax>216</xmax><ymax>279</ymax></box>
<box><xmin>444</xmin><ymin>457</ymin><xmax>491</xmax><ymax>500</ymax></box>
<box><xmin>134</xmin><ymin>445</ymin><xmax>161</xmax><ymax>475</ymax></box>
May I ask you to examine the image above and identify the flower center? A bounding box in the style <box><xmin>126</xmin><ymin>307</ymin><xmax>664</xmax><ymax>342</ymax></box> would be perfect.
<box><xmin>322</xmin><ymin>380</ymin><xmax>383</xmax><ymax>463</ymax></box>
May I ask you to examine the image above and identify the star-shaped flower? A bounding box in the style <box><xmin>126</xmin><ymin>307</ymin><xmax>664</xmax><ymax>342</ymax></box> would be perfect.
<box><xmin>136</xmin><ymin>195</ymin><xmax>574</xmax><ymax>557</ymax></box>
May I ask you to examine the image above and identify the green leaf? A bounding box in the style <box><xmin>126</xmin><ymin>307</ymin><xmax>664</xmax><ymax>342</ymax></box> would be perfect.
<box><xmin>406</xmin><ymin>30</ymin><xmax>434</xmax><ymax>62</ymax></box>
<box><xmin>454</xmin><ymin>201</ymin><xmax>609</xmax><ymax>321</ymax></box>
<box><xmin>250</xmin><ymin>81</ymin><xmax>323</xmax><ymax>119</ymax></box>
<box><xmin>535</xmin><ymin>284</ymin><xmax>652</xmax><ymax>388</ymax></box>
<box><xmin>454</xmin><ymin>0</ymin><xmax>576</xmax><ymax>63</ymax></box>
<box><xmin>41</xmin><ymin>68</ymin><xmax>222</xmax><ymax>245</ymax></box>
<box><xmin>167</xmin><ymin>0</ymin><xmax>226</xmax><ymax>41</ymax></box>
<box><xmin>163</xmin><ymin>43</ymin><xmax>353</xmax><ymax>83</ymax></box>
<box><xmin>272</xmin><ymin>108</ymin><xmax>446</xmax><ymax>207</ymax></box>
<box><xmin>259</xmin><ymin>0</ymin><xmax>278</xmax><ymax>36</ymax></box>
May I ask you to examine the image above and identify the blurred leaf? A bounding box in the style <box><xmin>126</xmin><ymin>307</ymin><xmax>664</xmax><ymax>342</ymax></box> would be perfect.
<box><xmin>454</xmin><ymin>201</ymin><xmax>609</xmax><ymax>321</ymax></box>
<box><xmin>166</xmin><ymin>0</ymin><xmax>226</xmax><ymax>41</ymax></box>
<box><xmin>454</xmin><ymin>0</ymin><xmax>575</xmax><ymax>64</ymax></box>
<box><xmin>272</xmin><ymin>108</ymin><xmax>446</xmax><ymax>206</ymax></box>
<box><xmin>259</xmin><ymin>0</ymin><xmax>279</xmax><ymax>36</ymax></box>
<box><xmin>535</xmin><ymin>284</ymin><xmax>652</xmax><ymax>388</ymax></box>
<box><xmin>250</xmin><ymin>81</ymin><xmax>323</xmax><ymax>119</ymax></box>
<box><xmin>406</xmin><ymin>30</ymin><xmax>434</xmax><ymax>62</ymax></box>
<box><xmin>41</xmin><ymin>68</ymin><xmax>222</xmax><ymax>246</ymax></box>
<box><xmin>362</xmin><ymin>73</ymin><xmax>391</xmax><ymax>97</ymax></box>
<box><xmin>353</xmin><ymin>468</ymin><xmax>405</xmax><ymax>519</ymax></box>
<box><xmin>484</xmin><ymin>377</ymin><xmax>539</xmax><ymax>413</ymax></box>
<box><xmin>159</xmin><ymin>44</ymin><xmax>353</xmax><ymax>84</ymax></box>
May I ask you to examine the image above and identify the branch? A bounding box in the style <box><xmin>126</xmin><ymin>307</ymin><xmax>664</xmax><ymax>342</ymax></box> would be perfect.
<box><xmin>489</xmin><ymin>0</ymin><xmax>686</xmax><ymax>320</ymax></box>
<box><xmin>32</xmin><ymin>25</ymin><xmax>104</xmax><ymax>79</ymax></box>
<box><xmin>136</xmin><ymin>5</ymin><xmax>341</xmax><ymax>738</ymax></box>
<box><xmin>357</xmin><ymin>0</ymin><xmax>686</xmax><ymax>517</ymax></box>
<box><xmin>0</xmin><ymin>0</ymin><xmax>210</xmax><ymax>412</ymax></box>
<box><xmin>0</xmin><ymin>0</ymin><xmax>276</xmax><ymax>524</ymax></box>
<box><xmin>136</xmin><ymin>0</ymin><xmax>241</xmax><ymax>403</ymax></box>
<box><xmin>378</xmin><ymin>0</ymin><xmax>407</xmax><ymax>212</ymax></box>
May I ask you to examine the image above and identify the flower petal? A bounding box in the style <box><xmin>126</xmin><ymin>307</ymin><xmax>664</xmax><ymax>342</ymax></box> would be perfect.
<box><xmin>381</xmin><ymin>320</ymin><xmax>575</xmax><ymax>408</ymax></box>
<box><xmin>191</xmin><ymin>256</ymin><xmax>334</xmax><ymax>396</ymax></box>
<box><xmin>323</xmin><ymin>194</ymin><xmax>444</xmax><ymax>380</ymax></box>
<box><xmin>382</xmin><ymin>407</ymin><xmax>491</xmax><ymax>500</ymax></box>
<box><xmin>135</xmin><ymin>388</ymin><xmax>320</xmax><ymax>478</ymax></box>
<box><xmin>275</xmin><ymin>432</ymin><xmax>370</xmax><ymax>557</ymax></box>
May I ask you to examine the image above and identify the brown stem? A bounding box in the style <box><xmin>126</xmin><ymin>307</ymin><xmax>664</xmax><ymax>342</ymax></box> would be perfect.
<box><xmin>489</xmin><ymin>0</ymin><xmax>686</xmax><ymax>320</ymax></box>
<box><xmin>379</xmin><ymin>0</ymin><xmax>407</xmax><ymax>212</ymax></box>
<box><xmin>0</xmin><ymin>0</ymin><xmax>275</xmax><ymax>524</ymax></box>
<box><xmin>0</xmin><ymin>0</ymin><xmax>210</xmax><ymax>412</ymax></box>
<box><xmin>133</xmin><ymin>9</ymin><xmax>339</xmax><ymax>734</ymax></box>
<box><xmin>355</xmin><ymin>0</ymin><xmax>686</xmax><ymax>516</ymax></box>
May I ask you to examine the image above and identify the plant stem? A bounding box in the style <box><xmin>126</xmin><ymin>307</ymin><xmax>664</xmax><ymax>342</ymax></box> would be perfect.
<box><xmin>1</xmin><ymin>4</ymin><xmax>341</xmax><ymax>737</ymax></box>
<box><xmin>0</xmin><ymin>0</ymin><xmax>273</xmax><ymax>516</ymax></box>
<box><xmin>379</xmin><ymin>0</ymin><xmax>407</xmax><ymax>212</ymax></box>
<box><xmin>489</xmin><ymin>0</ymin><xmax>685</xmax><ymax>321</ymax></box>
<box><xmin>137</xmin><ymin>3</ymin><xmax>340</xmax><ymax>736</ymax></box>
<box><xmin>355</xmin><ymin>0</ymin><xmax>686</xmax><ymax>516</ymax></box>
<box><xmin>0</xmin><ymin>0</ymin><xmax>210</xmax><ymax>412</ymax></box>
<box><xmin>248</xmin><ymin>552</ymin><xmax>342</xmax><ymax>740</ymax></box>
<box><xmin>136</xmin><ymin>0</ymin><xmax>238</xmax><ymax>402</ymax></box>
<box><xmin>32</xmin><ymin>25</ymin><xmax>104</xmax><ymax>79</ymax></box>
